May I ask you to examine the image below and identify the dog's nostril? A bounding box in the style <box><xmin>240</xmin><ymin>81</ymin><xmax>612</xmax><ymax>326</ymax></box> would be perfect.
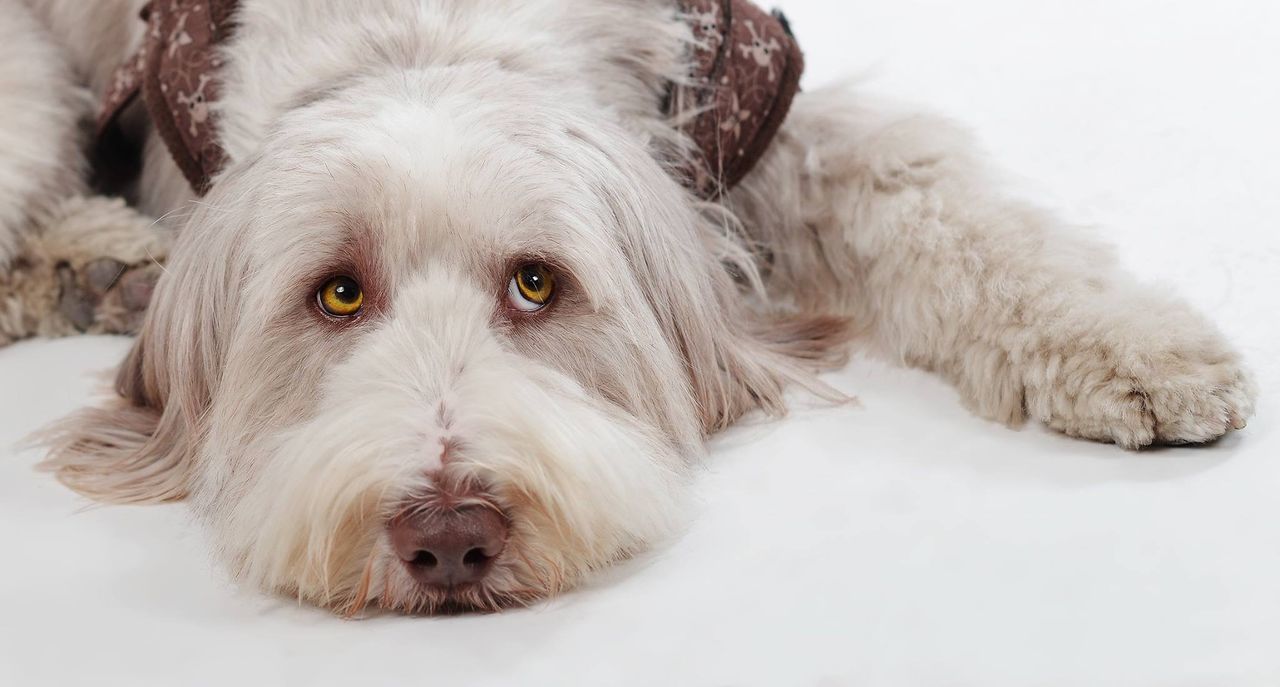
<box><xmin>411</xmin><ymin>550</ymin><xmax>438</xmax><ymax>568</ymax></box>
<box><xmin>463</xmin><ymin>547</ymin><xmax>490</xmax><ymax>568</ymax></box>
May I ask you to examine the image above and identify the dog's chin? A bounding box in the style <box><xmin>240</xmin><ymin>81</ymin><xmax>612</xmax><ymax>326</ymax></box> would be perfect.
<box><xmin>384</xmin><ymin>590</ymin><xmax>516</xmax><ymax>617</ymax></box>
<box><xmin>373</xmin><ymin>560</ymin><xmax>544</xmax><ymax>616</ymax></box>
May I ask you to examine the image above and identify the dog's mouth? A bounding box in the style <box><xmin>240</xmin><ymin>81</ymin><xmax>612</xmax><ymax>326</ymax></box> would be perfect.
<box><xmin>411</xmin><ymin>596</ymin><xmax>492</xmax><ymax>616</ymax></box>
<box><xmin>334</xmin><ymin>546</ymin><xmax>516</xmax><ymax>616</ymax></box>
<box><xmin>391</xmin><ymin>573</ymin><xmax>527</xmax><ymax>615</ymax></box>
<box><xmin>339</xmin><ymin>550</ymin><xmax>551</xmax><ymax>617</ymax></box>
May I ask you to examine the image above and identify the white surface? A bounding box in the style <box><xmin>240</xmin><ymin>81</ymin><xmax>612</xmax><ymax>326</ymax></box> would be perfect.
<box><xmin>3</xmin><ymin>1</ymin><xmax>1279</xmax><ymax>685</ymax></box>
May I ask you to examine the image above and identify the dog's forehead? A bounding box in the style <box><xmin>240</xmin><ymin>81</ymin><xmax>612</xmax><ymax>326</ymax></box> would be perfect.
<box><xmin>273</xmin><ymin>91</ymin><xmax>624</xmax><ymax>272</ymax></box>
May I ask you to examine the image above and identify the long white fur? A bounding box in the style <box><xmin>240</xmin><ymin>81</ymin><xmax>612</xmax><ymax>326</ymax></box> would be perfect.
<box><xmin>7</xmin><ymin>0</ymin><xmax>1255</xmax><ymax>614</ymax></box>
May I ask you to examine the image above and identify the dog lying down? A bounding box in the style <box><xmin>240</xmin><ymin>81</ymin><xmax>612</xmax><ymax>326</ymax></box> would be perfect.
<box><xmin>1</xmin><ymin>0</ymin><xmax>1255</xmax><ymax>615</ymax></box>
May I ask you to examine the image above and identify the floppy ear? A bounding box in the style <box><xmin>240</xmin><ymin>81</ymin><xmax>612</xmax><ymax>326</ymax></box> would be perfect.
<box><xmin>36</xmin><ymin>206</ymin><xmax>236</xmax><ymax>504</ymax></box>
<box><xmin>600</xmin><ymin>168</ymin><xmax>851</xmax><ymax>434</ymax></box>
<box><xmin>37</xmin><ymin>330</ymin><xmax>189</xmax><ymax>504</ymax></box>
<box><xmin>652</xmin><ymin>235</ymin><xmax>852</xmax><ymax>433</ymax></box>
<box><xmin>701</xmin><ymin>304</ymin><xmax>853</xmax><ymax>430</ymax></box>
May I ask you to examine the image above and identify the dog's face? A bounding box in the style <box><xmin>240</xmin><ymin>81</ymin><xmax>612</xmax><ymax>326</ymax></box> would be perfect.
<box><xmin>45</xmin><ymin>67</ymin><xmax>842</xmax><ymax>613</ymax></box>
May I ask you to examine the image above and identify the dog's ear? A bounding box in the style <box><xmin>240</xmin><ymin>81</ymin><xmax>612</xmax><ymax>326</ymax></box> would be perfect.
<box><xmin>658</xmin><ymin>249</ymin><xmax>851</xmax><ymax>434</ymax></box>
<box><xmin>603</xmin><ymin>178</ymin><xmax>851</xmax><ymax>434</ymax></box>
<box><xmin>37</xmin><ymin>210</ymin><xmax>234</xmax><ymax>504</ymax></box>
<box><xmin>695</xmin><ymin>304</ymin><xmax>852</xmax><ymax>432</ymax></box>
<box><xmin>36</xmin><ymin>338</ymin><xmax>188</xmax><ymax>504</ymax></box>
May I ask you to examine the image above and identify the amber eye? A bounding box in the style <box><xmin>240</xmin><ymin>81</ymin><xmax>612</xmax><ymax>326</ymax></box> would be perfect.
<box><xmin>317</xmin><ymin>275</ymin><xmax>364</xmax><ymax>317</ymax></box>
<box><xmin>508</xmin><ymin>263</ymin><xmax>557</xmax><ymax>312</ymax></box>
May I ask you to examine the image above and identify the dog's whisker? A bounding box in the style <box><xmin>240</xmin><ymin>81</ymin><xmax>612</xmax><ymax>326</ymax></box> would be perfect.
<box><xmin>342</xmin><ymin>549</ymin><xmax>378</xmax><ymax>618</ymax></box>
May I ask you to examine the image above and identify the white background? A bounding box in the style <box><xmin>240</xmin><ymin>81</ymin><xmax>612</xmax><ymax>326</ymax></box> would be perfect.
<box><xmin>2</xmin><ymin>1</ymin><xmax>1278</xmax><ymax>684</ymax></box>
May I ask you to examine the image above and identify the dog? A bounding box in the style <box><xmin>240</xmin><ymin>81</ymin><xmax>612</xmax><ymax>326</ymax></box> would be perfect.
<box><xmin>2</xmin><ymin>0</ymin><xmax>1256</xmax><ymax>615</ymax></box>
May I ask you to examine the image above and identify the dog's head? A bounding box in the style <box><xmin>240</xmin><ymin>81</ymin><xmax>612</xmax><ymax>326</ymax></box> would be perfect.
<box><xmin>42</xmin><ymin>66</ymin><xmax>845</xmax><ymax>613</ymax></box>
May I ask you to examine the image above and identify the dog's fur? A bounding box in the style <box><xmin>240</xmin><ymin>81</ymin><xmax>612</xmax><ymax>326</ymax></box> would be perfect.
<box><xmin>2</xmin><ymin>0</ymin><xmax>1256</xmax><ymax>614</ymax></box>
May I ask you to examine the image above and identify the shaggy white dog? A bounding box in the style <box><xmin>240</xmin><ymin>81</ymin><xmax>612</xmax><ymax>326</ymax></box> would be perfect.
<box><xmin>2</xmin><ymin>0</ymin><xmax>1255</xmax><ymax>614</ymax></box>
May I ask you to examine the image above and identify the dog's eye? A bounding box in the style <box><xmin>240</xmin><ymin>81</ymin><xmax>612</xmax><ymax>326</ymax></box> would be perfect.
<box><xmin>317</xmin><ymin>276</ymin><xmax>364</xmax><ymax>317</ymax></box>
<box><xmin>508</xmin><ymin>263</ymin><xmax>557</xmax><ymax>312</ymax></box>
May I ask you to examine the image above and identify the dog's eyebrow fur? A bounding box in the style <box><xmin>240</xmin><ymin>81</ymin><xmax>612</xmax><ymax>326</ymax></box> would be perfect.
<box><xmin>286</xmin><ymin>71</ymin><xmax>373</xmax><ymax>113</ymax></box>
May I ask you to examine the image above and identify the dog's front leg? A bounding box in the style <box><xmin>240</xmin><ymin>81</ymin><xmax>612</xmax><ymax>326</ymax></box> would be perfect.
<box><xmin>0</xmin><ymin>0</ymin><xmax>89</xmax><ymax>270</ymax></box>
<box><xmin>729</xmin><ymin>86</ymin><xmax>1255</xmax><ymax>448</ymax></box>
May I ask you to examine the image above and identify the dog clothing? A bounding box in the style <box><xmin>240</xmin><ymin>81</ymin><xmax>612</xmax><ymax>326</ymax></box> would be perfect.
<box><xmin>97</xmin><ymin>0</ymin><xmax>803</xmax><ymax>200</ymax></box>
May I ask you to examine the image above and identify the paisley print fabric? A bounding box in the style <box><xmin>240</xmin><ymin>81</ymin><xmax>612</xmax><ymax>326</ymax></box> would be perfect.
<box><xmin>97</xmin><ymin>0</ymin><xmax>235</xmax><ymax>195</ymax></box>
<box><xmin>669</xmin><ymin>0</ymin><xmax>804</xmax><ymax>199</ymax></box>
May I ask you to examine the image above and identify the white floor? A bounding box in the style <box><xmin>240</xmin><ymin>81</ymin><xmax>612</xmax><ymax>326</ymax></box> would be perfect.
<box><xmin>3</xmin><ymin>1</ymin><xmax>1278</xmax><ymax>685</ymax></box>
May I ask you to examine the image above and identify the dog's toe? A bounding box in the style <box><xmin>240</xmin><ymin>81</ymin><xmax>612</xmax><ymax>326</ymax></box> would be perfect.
<box><xmin>1028</xmin><ymin>331</ymin><xmax>1256</xmax><ymax>449</ymax></box>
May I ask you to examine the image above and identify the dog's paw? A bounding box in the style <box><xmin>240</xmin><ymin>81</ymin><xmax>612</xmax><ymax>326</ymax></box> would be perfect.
<box><xmin>55</xmin><ymin>258</ymin><xmax>161</xmax><ymax>334</ymax></box>
<box><xmin>0</xmin><ymin>196</ymin><xmax>168</xmax><ymax>343</ymax></box>
<box><xmin>43</xmin><ymin>197</ymin><xmax>167</xmax><ymax>336</ymax></box>
<box><xmin>1026</xmin><ymin>325</ymin><xmax>1256</xmax><ymax>449</ymax></box>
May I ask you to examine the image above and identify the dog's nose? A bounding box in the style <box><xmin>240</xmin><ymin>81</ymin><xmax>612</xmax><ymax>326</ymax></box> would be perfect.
<box><xmin>388</xmin><ymin>506</ymin><xmax>508</xmax><ymax>588</ymax></box>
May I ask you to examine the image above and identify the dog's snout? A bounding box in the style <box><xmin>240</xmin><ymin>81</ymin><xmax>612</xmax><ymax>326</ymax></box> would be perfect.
<box><xmin>388</xmin><ymin>505</ymin><xmax>508</xmax><ymax>588</ymax></box>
